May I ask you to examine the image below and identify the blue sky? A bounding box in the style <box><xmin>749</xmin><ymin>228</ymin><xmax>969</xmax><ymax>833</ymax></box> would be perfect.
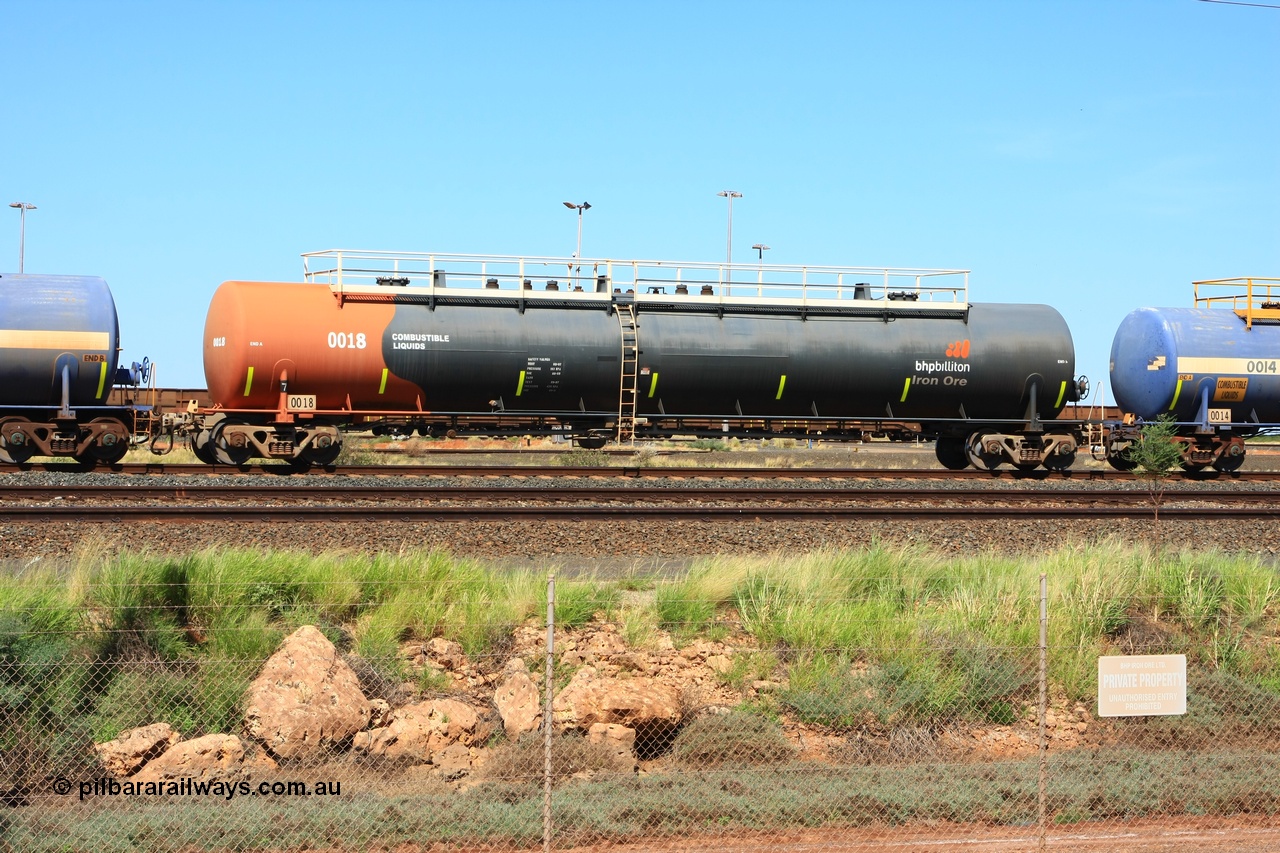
<box><xmin>4</xmin><ymin>0</ymin><xmax>1277</xmax><ymax>394</ymax></box>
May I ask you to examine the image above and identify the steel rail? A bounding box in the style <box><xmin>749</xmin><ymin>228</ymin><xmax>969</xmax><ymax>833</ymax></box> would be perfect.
<box><xmin>1</xmin><ymin>485</ymin><xmax>1277</xmax><ymax>504</ymax></box>
<box><xmin>0</xmin><ymin>462</ymin><xmax>1274</xmax><ymax>481</ymax></box>
<box><xmin>1</xmin><ymin>504</ymin><xmax>1278</xmax><ymax>522</ymax></box>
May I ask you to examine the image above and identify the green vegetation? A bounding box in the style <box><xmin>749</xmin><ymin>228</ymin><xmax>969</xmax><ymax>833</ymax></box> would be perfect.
<box><xmin>555</xmin><ymin>448</ymin><xmax>611</xmax><ymax>466</ymax></box>
<box><xmin>6</xmin><ymin>749</ymin><xmax>1279</xmax><ymax>852</ymax></box>
<box><xmin>4</xmin><ymin>542</ymin><xmax>1279</xmax><ymax>732</ymax></box>
<box><xmin>1124</xmin><ymin>415</ymin><xmax>1184</xmax><ymax>477</ymax></box>
<box><xmin>2</xmin><ymin>538</ymin><xmax>1279</xmax><ymax>834</ymax></box>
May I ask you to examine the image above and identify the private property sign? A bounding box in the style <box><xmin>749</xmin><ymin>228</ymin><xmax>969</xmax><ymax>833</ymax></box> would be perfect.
<box><xmin>1097</xmin><ymin>654</ymin><xmax>1187</xmax><ymax>717</ymax></box>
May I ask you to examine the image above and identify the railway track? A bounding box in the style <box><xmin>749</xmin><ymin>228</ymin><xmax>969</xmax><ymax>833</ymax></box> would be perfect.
<box><xmin>2</xmin><ymin>484</ymin><xmax>1277</xmax><ymax>521</ymax></box>
<box><xmin>2</xmin><ymin>462</ymin><xmax>1278</xmax><ymax>481</ymax></box>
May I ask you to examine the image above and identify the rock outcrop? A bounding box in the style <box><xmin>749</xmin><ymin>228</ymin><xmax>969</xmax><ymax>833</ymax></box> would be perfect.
<box><xmin>95</xmin><ymin>723</ymin><xmax>182</xmax><ymax>778</ymax></box>
<box><xmin>588</xmin><ymin>723</ymin><xmax>638</xmax><ymax>772</ymax></box>
<box><xmin>132</xmin><ymin>734</ymin><xmax>276</xmax><ymax>783</ymax></box>
<box><xmin>552</xmin><ymin>666</ymin><xmax>683</xmax><ymax>736</ymax></box>
<box><xmin>243</xmin><ymin>625</ymin><xmax>372</xmax><ymax>760</ymax></box>
<box><xmin>493</xmin><ymin>659</ymin><xmax>542</xmax><ymax>739</ymax></box>
<box><xmin>353</xmin><ymin>698</ymin><xmax>481</xmax><ymax>763</ymax></box>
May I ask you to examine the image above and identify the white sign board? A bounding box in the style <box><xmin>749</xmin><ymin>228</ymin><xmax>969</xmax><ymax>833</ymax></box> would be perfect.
<box><xmin>1097</xmin><ymin>654</ymin><xmax>1187</xmax><ymax>717</ymax></box>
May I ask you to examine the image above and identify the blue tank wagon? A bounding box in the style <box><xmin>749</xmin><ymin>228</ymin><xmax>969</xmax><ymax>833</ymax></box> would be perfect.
<box><xmin>1109</xmin><ymin>277</ymin><xmax>1280</xmax><ymax>471</ymax></box>
<box><xmin>0</xmin><ymin>273</ymin><xmax>146</xmax><ymax>465</ymax></box>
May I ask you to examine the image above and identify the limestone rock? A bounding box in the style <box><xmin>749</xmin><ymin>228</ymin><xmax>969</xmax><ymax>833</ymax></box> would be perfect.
<box><xmin>132</xmin><ymin>734</ymin><xmax>276</xmax><ymax>784</ymax></box>
<box><xmin>242</xmin><ymin>625</ymin><xmax>372</xmax><ymax>760</ymax></box>
<box><xmin>95</xmin><ymin>723</ymin><xmax>181</xmax><ymax>778</ymax></box>
<box><xmin>425</xmin><ymin>638</ymin><xmax>466</xmax><ymax>670</ymax></box>
<box><xmin>494</xmin><ymin>668</ymin><xmax>542</xmax><ymax>740</ymax></box>
<box><xmin>353</xmin><ymin>698</ymin><xmax>480</xmax><ymax>763</ymax></box>
<box><xmin>582</xmin><ymin>630</ymin><xmax>626</xmax><ymax>658</ymax></box>
<box><xmin>552</xmin><ymin>666</ymin><xmax>682</xmax><ymax>733</ymax></box>
<box><xmin>588</xmin><ymin>723</ymin><xmax>637</xmax><ymax>772</ymax></box>
<box><xmin>431</xmin><ymin>742</ymin><xmax>472</xmax><ymax>778</ymax></box>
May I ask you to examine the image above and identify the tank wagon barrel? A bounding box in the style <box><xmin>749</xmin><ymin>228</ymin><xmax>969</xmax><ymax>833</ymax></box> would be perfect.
<box><xmin>1109</xmin><ymin>276</ymin><xmax>1280</xmax><ymax>472</ymax></box>
<box><xmin>0</xmin><ymin>273</ymin><xmax>149</xmax><ymax>465</ymax></box>
<box><xmin>192</xmin><ymin>250</ymin><xmax>1085</xmax><ymax>470</ymax></box>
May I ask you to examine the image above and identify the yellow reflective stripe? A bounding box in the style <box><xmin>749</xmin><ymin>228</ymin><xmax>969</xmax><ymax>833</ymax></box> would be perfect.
<box><xmin>1169</xmin><ymin>378</ymin><xmax>1183</xmax><ymax>411</ymax></box>
<box><xmin>378</xmin><ymin>368</ymin><xmax>389</xmax><ymax>395</ymax></box>
<box><xmin>0</xmin><ymin>329</ymin><xmax>110</xmax><ymax>349</ymax></box>
<box><xmin>648</xmin><ymin>372</ymin><xmax>659</xmax><ymax>398</ymax></box>
<box><xmin>516</xmin><ymin>370</ymin><xmax>526</xmax><ymax>396</ymax></box>
<box><xmin>776</xmin><ymin>374</ymin><xmax>787</xmax><ymax>400</ymax></box>
<box><xmin>1054</xmin><ymin>380</ymin><xmax>1067</xmax><ymax>408</ymax></box>
<box><xmin>243</xmin><ymin>366</ymin><xmax>254</xmax><ymax>397</ymax></box>
<box><xmin>900</xmin><ymin>378</ymin><xmax>911</xmax><ymax>402</ymax></box>
<box><xmin>96</xmin><ymin>361</ymin><xmax>108</xmax><ymax>400</ymax></box>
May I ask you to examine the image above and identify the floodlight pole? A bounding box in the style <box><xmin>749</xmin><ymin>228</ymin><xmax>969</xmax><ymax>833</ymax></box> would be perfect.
<box><xmin>717</xmin><ymin>191</ymin><xmax>742</xmax><ymax>289</ymax></box>
<box><xmin>562</xmin><ymin>201</ymin><xmax>591</xmax><ymax>259</ymax></box>
<box><xmin>9</xmin><ymin>202</ymin><xmax>36</xmax><ymax>273</ymax></box>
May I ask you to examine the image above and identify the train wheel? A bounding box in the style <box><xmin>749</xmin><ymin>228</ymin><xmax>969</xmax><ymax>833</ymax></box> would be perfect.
<box><xmin>1043</xmin><ymin>450</ymin><xmax>1076</xmax><ymax>472</ymax></box>
<box><xmin>934</xmin><ymin>437</ymin><xmax>969</xmax><ymax>470</ymax></box>
<box><xmin>0</xmin><ymin>418</ymin><xmax>36</xmax><ymax>464</ymax></box>
<box><xmin>304</xmin><ymin>441</ymin><xmax>342</xmax><ymax>467</ymax></box>
<box><xmin>191</xmin><ymin>429</ymin><xmax>218</xmax><ymax>464</ymax></box>
<box><xmin>192</xmin><ymin>413</ymin><xmax>223</xmax><ymax>465</ymax></box>
<box><xmin>74</xmin><ymin>418</ymin><xmax>129</xmax><ymax>466</ymax></box>
<box><xmin>1106</xmin><ymin>449</ymin><xmax>1137</xmax><ymax>471</ymax></box>
<box><xmin>211</xmin><ymin>423</ymin><xmax>253</xmax><ymax>466</ymax></box>
<box><xmin>575</xmin><ymin>435</ymin><xmax>608</xmax><ymax>450</ymax></box>
<box><xmin>1212</xmin><ymin>438</ymin><xmax>1246</xmax><ymax>473</ymax></box>
<box><xmin>966</xmin><ymin>434</ymin><xmax>1004</xmax><ymax>471</ymax></box>
<box><xmin>1211</xmin><ymin>452</ymin><xmax>1245</xmax><ymax>473</ymax></box>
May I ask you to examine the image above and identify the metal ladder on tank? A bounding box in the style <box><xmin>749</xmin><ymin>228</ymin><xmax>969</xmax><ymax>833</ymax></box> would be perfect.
<box><xmin>616</xmin><ymin>304</ymin><xmax>639</xmax><ymax>444</ymax></box>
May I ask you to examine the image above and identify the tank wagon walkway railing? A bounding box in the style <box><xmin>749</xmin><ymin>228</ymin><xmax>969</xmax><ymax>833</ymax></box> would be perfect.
<box><xmin>300</xmin><ymin>248</ymin><xmax>971</xmax><ymax>308</ymax></box>
<box><xmin>1194</xmin><ymin>276</ymin><xmax>1280</xmax><ymax>330</ymax></box>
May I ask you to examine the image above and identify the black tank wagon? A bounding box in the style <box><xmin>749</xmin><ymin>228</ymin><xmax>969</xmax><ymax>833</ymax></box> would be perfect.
<box><xmin>194</xmin><ymin>251</ymin><xmax>1086</xmax><ymax>470</ymax></box>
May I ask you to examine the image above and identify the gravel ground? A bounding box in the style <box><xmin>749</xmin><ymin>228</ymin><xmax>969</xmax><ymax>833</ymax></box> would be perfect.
<box><xmin>3</xmin><ymin>445</ymin><xmax>1280</xmax><ymax>570</ymax></box>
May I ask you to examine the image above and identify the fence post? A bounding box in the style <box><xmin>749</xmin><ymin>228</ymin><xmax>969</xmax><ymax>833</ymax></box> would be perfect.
<box><xmin>543</xmin><ymin>573</ymin><xmax>556</xmax><ymax>853</ymax></box>
<box><xmin>1038</xmin><ymin>572</ymin><xmax>1048</xmax><ymax>850</ymax></box>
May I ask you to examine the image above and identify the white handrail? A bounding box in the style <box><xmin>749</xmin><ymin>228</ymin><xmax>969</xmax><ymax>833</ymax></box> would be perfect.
<box><xmin>300</xmin><ymin>249</ymin><xmax>971</xmax><ymax>304</ymax></box>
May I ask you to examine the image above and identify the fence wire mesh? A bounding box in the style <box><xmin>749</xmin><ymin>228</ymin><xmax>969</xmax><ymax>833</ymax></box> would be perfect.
<box><xmin>2</xmin><ymin>548</ymin><xmax>1279</xmax><ymax>852</ymax></box>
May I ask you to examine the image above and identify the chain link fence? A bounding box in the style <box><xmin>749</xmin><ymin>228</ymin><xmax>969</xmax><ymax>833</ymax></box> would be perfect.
<box><xmin>2</xmin><ymin>547</ymin><xmax>1279</xmax><ymax>851</ymax></box>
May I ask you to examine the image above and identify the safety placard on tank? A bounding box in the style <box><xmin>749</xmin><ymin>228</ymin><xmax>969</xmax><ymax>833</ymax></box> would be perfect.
<box><xmin>1214</xmin><ymin>378</ymin><xmax>1248</xmax><ymax>403</ymax></box>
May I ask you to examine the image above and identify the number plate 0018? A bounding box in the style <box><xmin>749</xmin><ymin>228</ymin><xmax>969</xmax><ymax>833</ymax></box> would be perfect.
<box><xmin>287</xmin><ymin>394</ymin><xmax>317</xmax><ymax>412</ymax></box>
